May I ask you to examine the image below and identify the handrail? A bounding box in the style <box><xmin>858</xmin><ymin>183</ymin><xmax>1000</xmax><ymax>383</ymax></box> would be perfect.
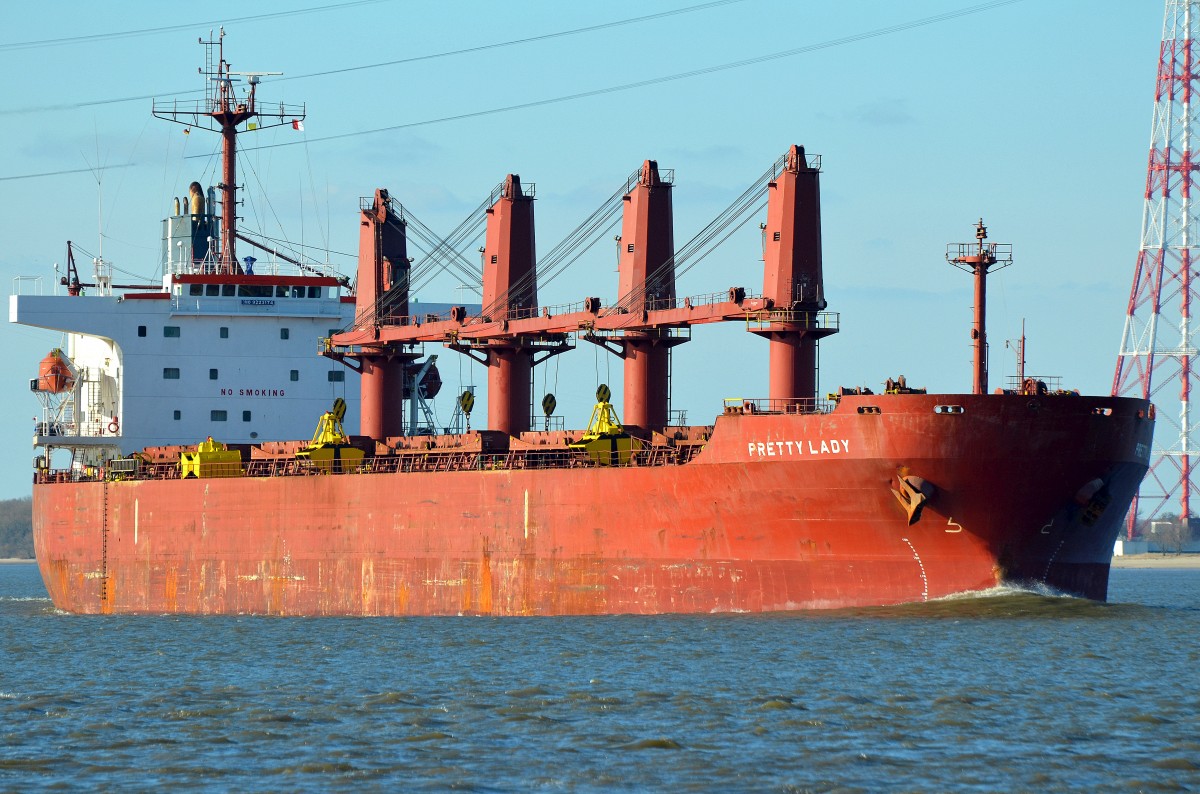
<box><xmin>38</xmin><ymin>443</ymin><xmax>706</xmax><ymax>485</ymax></box>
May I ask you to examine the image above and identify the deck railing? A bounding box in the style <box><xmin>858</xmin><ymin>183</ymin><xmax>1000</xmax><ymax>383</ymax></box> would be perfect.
<box><xmin>36</xmin><ymin>443</ymin><xmax>706</xmax><ymax>485</ymax></box>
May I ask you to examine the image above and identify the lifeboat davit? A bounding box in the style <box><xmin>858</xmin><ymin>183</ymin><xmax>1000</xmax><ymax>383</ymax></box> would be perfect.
<box><xmin>37</xmin><ymin>349</ymin><xmax>75</xmax><ymax>393</ymax></box>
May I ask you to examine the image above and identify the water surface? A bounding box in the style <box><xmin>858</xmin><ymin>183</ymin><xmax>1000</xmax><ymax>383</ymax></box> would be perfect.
<box><xmin>1</xmin><ymin>564</ymin><xmax>1197</xmax><ymax>791</ymax></box>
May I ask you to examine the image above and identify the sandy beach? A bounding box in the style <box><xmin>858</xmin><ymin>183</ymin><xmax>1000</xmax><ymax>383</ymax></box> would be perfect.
<box><xmin>1111</xmin><ymin>553</ymin><xmax>1200</xmax><ymax>569</ymax></box>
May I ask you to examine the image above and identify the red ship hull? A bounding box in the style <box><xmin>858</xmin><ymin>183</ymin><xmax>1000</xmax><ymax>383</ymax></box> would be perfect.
<box><xmin>32</xmin><ymin>394</ymin><xmax>1152</xmax><ymax>615</ymax></box>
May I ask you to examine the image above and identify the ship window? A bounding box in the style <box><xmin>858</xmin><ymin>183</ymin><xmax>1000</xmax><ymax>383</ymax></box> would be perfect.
<box><xmin>308</xmin><ymin>286</ymin><xmax>322</xmax><ymax>298</ymax></box>
<box><xmin>173</xmin><ymin>410</ymin><xmax>181</xmax><ymax>420</ymax></box>
<box><xmin>137</xmin><ymin>326</ymin><xmax>147</xmax><ymax>337</ymax></box>
<box><xmin>280</xmin><ymin>328</ymin><xmax>290</xmax><ymax>340</ymax></box>
<box><xmin>219</xmin><ymin>327</ymin><xmax>229</xmax><ymax>339</ymax></box>
<box><xmin>276</xmin><ymin>286</ymin><xmax>288</xmax><ymax>297</ymax></box>
<box><xmin>164</xmin><ymin>326</ymin><xmax>181</xmax><ymax>337</ymax></box>
<box><xmin>773</xmin><ymin>231</ymin><xmax>781</xmax><ymax>242</ymax></box>
<box><xmin>209</xmin><ymin>369</ymin><xmax>218</xmax><ymax>380</ymax></box>
<box><xmin>627</xmin><ymin>244</ymin><xmax>635</xmax><ymax>253</ymax></box>
<box><xmin>206</xmin><ymin>284</ymin><xmax>220</xmax><ymax>296</ymax></box>
<box><xmin>189</xmin><ymin>284</ymin><xmax>203</xmax><ymax>296</ymax></box>
<box><xmin>163</xmin><ymin>368</ymin><xmax>180</xmax><ymax>379</ymax></box>
<box><xmin>211</xmin><ymin>410</ymin><xmax>227</xmax><ymax>422</ymax></box>
<box><xmin>242</xmin><ymin>410</ymin><xmax>252</xmax><ymax>422</ymax></box>
<box><xmin>328</xmin><ymin>371</ymin><xmax>345</xmax><ymax>382</ymax></box>
<box><xmin>222</xmin><ymin>284</ymin><xmax>235</xmax><ymax>296</ymax></box>
<box><xmin>290</xmin><ymin>370</ymin><xmax>300</xmax><ymax>382</ymax></box>
<box><xmin>490</xmin><ymin>255</ymin><xmax>498</xmax><ymax>264</ymax></box>
<box><xmin>291</xmin><ymin>286</ymin><xmax>304</xmax><ymax>298</ymax></box>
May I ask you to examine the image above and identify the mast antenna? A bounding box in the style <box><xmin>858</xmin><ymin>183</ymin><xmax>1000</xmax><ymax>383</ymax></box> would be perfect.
<box><xmin>151</xmin><ymin>29</ymin><xmax>304</xmax><ymax>273</ymax></box>
<box><xmin>946</xmin><ymin>219</ymin><xmax>1013</xmax><ymax>395</ymax></box>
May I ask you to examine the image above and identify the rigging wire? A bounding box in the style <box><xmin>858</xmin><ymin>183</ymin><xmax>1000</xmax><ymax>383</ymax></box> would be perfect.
<box><xmin>345</xmin><ymin>198</ymin><xmax>488</xmax><ymax>331</ymax></box>
<box><xmin>607</xmin><ymin>155</ymin><xmax>783</xmax><ymax>326</ymax></box>
<box><xmin>478</xmin><ymin>169</ymin><xmax>636</xmax><ymax>320</ymax></box>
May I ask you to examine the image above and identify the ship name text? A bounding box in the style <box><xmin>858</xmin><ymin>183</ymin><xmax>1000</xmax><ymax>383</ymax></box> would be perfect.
<box><xmin>748</xmin><ymin>439</ymin><xmax>850</xmax><ymax>457</ymax></box>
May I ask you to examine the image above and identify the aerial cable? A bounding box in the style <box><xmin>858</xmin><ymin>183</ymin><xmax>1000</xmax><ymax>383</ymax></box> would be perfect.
<box><xmin>233</xmin><ymin>0</ymin><xmax>1026</xmax><ymax>155</ymax></box>
<box><xmin>1</xmin><ymin>0</ymin><xmax>748</xmax><ymax>113</ymax></box>
<box><xmin>1</xmin><ymin>0</ymin><xmax>1027</xmax><ymax>181</ymax></box>
<box><xmin>0</xmin><ymin>0</ymin><xmax>396</xmax><ymax>51</ymax></box>
<box><xmin>271</xmin><ymin>0</ymin><xmax>748</xmax><ymax>84</ymax></box>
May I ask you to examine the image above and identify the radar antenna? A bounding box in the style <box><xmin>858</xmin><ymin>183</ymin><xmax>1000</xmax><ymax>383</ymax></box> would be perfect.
<box><xmin>151</xmin><ymin>28</ymin><xmax>305</xmax><ymax>273</ymax></box>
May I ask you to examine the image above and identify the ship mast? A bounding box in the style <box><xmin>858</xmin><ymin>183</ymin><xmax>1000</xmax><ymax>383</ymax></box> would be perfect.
<box><xmin>947</xmin><ymin>219</ymin><xmax>1013</xmax><ymax>394</ymax></box>
<box><xmin>152</xmin><ymin>29</ymin><xmax>304</xmax><ymax>273</ymax></box>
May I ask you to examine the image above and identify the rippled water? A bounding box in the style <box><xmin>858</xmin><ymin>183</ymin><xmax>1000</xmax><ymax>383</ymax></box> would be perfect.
<box><xmin>1</xmin><ymin>564</ymin><xmax>1198</xmax><ymax>791</ymax></box>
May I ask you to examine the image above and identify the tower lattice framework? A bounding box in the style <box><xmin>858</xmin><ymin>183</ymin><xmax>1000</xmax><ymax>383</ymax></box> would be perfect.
<box><xmin>1114</xmin><ymin>0</ymin><xmax>1200</xmax><ymax>530</ymax></box>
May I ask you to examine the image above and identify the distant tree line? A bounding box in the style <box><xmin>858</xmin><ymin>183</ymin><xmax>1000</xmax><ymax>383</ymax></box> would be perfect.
<box><xmin>0</xmin><ymin>497</ymin><xmax>33</xmax><ymax>559</ymax></box>
<box><xmin>1136</xmin><ymin>513</ymin><xmax>1194</xmax><ymax>554</ymax></box>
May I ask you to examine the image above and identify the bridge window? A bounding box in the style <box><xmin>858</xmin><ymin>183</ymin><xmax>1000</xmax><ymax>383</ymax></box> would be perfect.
<box><xmin>189</xmin><ymin>284</ymin><xmax>203</xmax><ymax>296</ymax></box>
<box><xmin>222</xmin><ymin>285</ymin><xmax>235</xmax><ymax>296</ymax></box>
<box><xmin>308</xmin><ymin>286</ymin><xmax>322</xmax><ymax>298</ymax></box>
<box><xmin>206</xmin><ymin>284</ymin><xmax>220</xmax><ymax>296</ymax></box>
<box><xmin>291</xmin><ymin>286</ymin><xmax>304</xmax><ymax>298</ymax></box>
<box><xmin>276</xmin><ymin>286</ymin><xmax>288</xmax><ymax>297</ymax></box>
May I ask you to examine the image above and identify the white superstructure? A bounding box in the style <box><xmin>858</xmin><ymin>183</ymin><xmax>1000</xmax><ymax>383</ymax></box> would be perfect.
<box><xmin>11</xmin><ymin>245</ymin><xmax>360</xmax><ymax>465</ymax></box>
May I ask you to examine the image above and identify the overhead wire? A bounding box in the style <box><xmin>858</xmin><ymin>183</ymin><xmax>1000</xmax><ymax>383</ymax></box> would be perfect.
<box><xmin>0</xmin><ymin>0</ymin><xmax>395</xmax><ymax>52</ymax></box>
<box><xmin>0</xmin><ymin>0</ymin><xmax>748</xmax><ymax>115</ymax></box>
<box><xmin>1</xmin><ymin>0</ymin><xmax>1027</xmax><ymax>182</ymax></box>
<box><xmin>234</xmin><ymin>0</ymin><xmax>1026</xmax><ymax>155</ymax></box>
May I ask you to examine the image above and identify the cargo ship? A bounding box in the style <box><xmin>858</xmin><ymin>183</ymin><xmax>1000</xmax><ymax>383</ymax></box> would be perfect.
<box><xmin>19</xmin><ymin>34</ymin><xmax>1154</xmax><ymax>616</ymax></box>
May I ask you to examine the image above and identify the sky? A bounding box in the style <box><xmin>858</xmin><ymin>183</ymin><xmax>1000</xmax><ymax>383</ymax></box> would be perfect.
<box><xmin>0</xmin><ymin>0</ymin><xmax>1164</xmax><ymax>499</ymax></box>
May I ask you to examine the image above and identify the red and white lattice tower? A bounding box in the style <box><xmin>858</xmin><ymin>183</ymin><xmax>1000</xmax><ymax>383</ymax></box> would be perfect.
<box><xmin>1114</xmin><ymin>0</ymin><xmax>1200</xmax><ymax>532</ymax></box>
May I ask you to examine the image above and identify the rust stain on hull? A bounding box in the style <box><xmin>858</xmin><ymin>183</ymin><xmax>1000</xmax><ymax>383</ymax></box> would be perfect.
<box><xmin>31</xmin><ymin>395</ymin><xmax>1153</xmax><ymax>616</ymax></box>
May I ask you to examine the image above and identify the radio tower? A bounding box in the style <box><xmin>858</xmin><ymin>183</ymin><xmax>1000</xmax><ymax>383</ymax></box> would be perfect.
<box><xmin>1114</xmin><ymin>0</ymin><xmax>1200</xmax><ymax>533</ymax></box>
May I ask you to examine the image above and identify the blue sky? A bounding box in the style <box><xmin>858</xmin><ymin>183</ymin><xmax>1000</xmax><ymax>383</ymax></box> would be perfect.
<box><xmin>0</xmin><ymin>0</ymin><xmax>1163</xmax><ymax>498</ymax></box>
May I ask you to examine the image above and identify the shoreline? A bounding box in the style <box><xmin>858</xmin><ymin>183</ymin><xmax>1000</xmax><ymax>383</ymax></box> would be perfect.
<box><xmin>1111</xmin><ymin>553</ymin><xmax>1200</xmax><ymax>569</ymax></box>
